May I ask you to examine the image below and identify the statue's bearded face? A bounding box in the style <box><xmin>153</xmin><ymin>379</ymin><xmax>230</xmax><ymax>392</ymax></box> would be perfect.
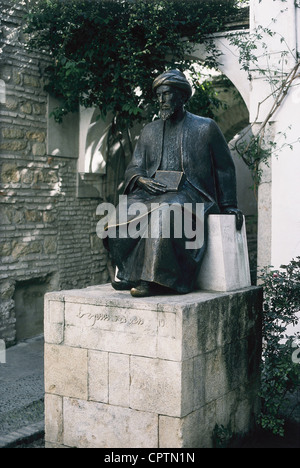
<box><xmin>156</xmin><ymin>85</ymin><xmax>185</xmax><ymax>121</ymax></box>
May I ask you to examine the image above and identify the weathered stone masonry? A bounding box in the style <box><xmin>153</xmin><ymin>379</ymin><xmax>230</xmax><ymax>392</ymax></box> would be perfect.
<box><xmin>0</xmin><ymin>2</ymin><xmax>108</xmax><ymax>345</ymax></box>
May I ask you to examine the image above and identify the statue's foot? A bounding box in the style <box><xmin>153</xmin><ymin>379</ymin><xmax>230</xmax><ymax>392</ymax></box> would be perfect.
<box><xmin>112</xmin><ymin>280</ymin><xmax>134</xmax><ymax>291</ymax></box>
<box><xmin>130</xmin><ymin>281</ymin><xmax>152</xmax><ymax>298</ymax></box>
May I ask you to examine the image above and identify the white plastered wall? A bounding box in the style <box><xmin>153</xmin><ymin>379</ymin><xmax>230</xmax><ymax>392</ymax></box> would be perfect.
<box><xmin>250</xmin><ymin>0</ymin><xmax>300</xmax><ymax>269</ymax></box>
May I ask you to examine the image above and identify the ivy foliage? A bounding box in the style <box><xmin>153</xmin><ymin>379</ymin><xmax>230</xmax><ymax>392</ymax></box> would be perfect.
<box><xmin>24</xmin><ymin>0</ymin><xmax>239</xmax><ymax>126</ymax></box>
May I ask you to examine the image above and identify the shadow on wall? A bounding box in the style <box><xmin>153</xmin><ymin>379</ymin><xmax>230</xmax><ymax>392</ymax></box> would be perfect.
<box><xmin>13</xmin><ymin>273</ymin><xmax>59</xmax><ymax>342</ymax></box>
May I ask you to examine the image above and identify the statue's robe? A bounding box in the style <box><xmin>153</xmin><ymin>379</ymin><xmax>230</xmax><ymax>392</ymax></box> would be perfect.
<box><xmin>104</xmin><ymin>112</ymin><xmax>238</xmax><ymax>293</ymax></box>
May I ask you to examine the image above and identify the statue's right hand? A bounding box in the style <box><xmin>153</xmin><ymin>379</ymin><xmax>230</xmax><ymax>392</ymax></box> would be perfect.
<box><xmin>137</xmin><ymin>177</ymin><xmax>167</xmax><ymax>194</ymax></box>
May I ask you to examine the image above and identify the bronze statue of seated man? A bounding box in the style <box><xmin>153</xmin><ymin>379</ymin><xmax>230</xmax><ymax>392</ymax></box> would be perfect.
<box><xmin>104</xmin><ymin>70</ymin><xmax>243</xmax><ymax>297</ymax></box>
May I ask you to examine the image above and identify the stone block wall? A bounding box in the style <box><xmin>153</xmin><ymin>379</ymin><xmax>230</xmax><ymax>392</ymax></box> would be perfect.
<box><xmin>0</xmin><ymin>1</ymin><xmax>108</xmax><ymax>345</ymax></box>
<box><xmin>44</xmin><ymin>284</ymin><xmax>262</xmax><ymax>448</ymax></box>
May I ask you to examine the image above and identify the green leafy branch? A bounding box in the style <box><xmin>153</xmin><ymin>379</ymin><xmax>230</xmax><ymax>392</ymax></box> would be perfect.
<box><xmin>258</xmin><ymin>258</ymin><xmax>300</xmax><ymax>436</ymax></box>
<box><xmin>23</xmin><ymin>0</ymin><xmax>238</xmax><ymax>129</ymax></box>
<box><xmin>22</xmin><ymin>0</ymin><xmax>238</xmax><ymax>203</ymax></box>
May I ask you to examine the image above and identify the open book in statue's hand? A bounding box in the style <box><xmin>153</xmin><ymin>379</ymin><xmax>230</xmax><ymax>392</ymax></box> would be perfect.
<box><xmin>154</xmin><ymin>171</ymin><xmax>185</xmax><ymax>192</ymax></box>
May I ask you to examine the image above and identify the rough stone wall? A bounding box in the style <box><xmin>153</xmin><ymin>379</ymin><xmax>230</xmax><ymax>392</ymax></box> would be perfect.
<box><xmin>0</xmin><ymin>1</ymin><xmax>108</xmax><ymax>345</ymax></box>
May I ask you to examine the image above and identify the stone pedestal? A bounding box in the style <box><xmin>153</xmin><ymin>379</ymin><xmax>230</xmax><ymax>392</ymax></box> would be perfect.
<box><xmin>44</xmin><ymin>284</ymin><xmax>262</xmax><ymax>448</ymax></box>
<box><xmin>197</xmin><ymin>215</ymin><xmax>251</xmax><ymax>292</ymax></box>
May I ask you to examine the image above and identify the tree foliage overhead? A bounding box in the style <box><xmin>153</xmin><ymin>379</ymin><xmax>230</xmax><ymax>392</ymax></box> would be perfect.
<box><xmin>24</xmin><ymin>0</ymin><xmax>240</xmax><ymax>125</ymax></box>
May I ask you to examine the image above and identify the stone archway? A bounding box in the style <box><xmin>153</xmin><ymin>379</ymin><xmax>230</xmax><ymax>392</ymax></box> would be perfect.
<box><xmin>190</xmin><ymin>32</ymin><xmax>251</xmax><ymax>113</ymax></box>
<box><xmin>188</xmin><ymin>30</ymin><xmax>259</xmax><ymax>282</ymax></box>
<box><xmin>189</xmin><ymin>37</ymin><xmax>257</xmax><ymax>209</ymax></box>
<box><xmin>192</xmin><ymin>0</ymin><xmax>300</xmax><ymax>276</ymax></box>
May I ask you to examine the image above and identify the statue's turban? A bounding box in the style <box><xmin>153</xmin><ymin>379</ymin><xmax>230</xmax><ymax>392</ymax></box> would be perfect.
<box><xmin>152</xmin><ymin>70</ymin><xmax>193</xmax><ymax>101</ymax></box>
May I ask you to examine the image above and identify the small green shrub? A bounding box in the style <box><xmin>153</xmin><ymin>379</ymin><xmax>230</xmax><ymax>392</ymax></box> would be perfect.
<box><xmin>212</xmin><ymin>424</ymin><xmax>233</xmax><ymax>448</ymax></box>
<box><xmin>258</xmin><ymin>257</ymin><xmax>300</xmax><ymax>436</ymax></box>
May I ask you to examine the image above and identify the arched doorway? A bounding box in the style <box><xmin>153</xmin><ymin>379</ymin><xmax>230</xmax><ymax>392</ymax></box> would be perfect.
<box><xmin>189</xmin><ymin>32</ymin><xmax>258</xmax><ymax>282</ymax></box>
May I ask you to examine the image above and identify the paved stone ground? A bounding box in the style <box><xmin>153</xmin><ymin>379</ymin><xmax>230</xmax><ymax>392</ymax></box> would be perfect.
<box><xmin>11</xmin><ymin>435</ymin><xmax>45</xmax><ymax>449</ymax></box>
<box><xmin>12</xmin><ymin>427</ymin><xmax>300</xmax><ymax>448</ymax></box>
<box><xmin>0</xmin><ymin>336</ymin><xmax>44</xmax><ymax>448</ymax></box>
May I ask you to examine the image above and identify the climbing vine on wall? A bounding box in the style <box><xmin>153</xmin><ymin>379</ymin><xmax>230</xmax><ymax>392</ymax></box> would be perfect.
<box><xmin>229</xmin><ymin>2</ymin><xmax>300</xmax><ymax>195</ymax></box>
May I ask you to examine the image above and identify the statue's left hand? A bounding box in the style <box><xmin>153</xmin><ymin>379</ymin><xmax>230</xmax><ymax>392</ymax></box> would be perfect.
<box><xmin>222</xmin><ymin>207</ymin><xmax>244</xmax><ymax>231</ymax></box>
<box><xmin>136</xmin><ymin>176</ymin><xmax>167</xmax><ymax>194</ymax></box>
